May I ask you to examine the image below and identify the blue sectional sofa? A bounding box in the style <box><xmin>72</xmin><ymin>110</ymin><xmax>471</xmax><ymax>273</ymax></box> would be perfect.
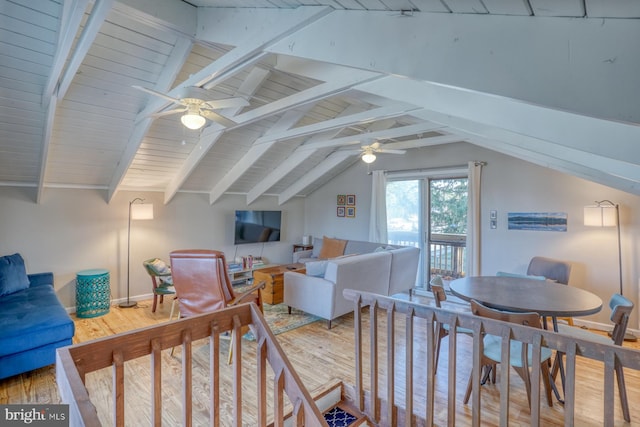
<box><xmin>0</xmin><ymin>254</ymin><xmax>75</xmax><ymax>379</ymax></box>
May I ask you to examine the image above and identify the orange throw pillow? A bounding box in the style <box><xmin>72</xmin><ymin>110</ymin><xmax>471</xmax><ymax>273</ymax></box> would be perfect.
<box><xmin>318</xmin><ymin>236</ymin><xmax>347</xmax><ymax>259</ymax></box>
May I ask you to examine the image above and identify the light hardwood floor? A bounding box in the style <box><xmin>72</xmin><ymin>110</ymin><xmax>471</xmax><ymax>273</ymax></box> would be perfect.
<box><xmin>2</xmin><ymin>295</ymin><xmax>640</xmax><ymax>426</ymax></box>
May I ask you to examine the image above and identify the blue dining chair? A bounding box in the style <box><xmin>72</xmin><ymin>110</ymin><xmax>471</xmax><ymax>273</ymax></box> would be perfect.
<box><xmin>556</xmin><ymin>293</ymin><xmax>633</xmax><ymax>422</ymax></box>
<box><xmin>431</xmin><ymin>284</ymin><xmax>473</xmax><ymax>373</ymax></box>
<box><xmin>463</xmin><ymin>299</ymin><xmax>554</xmax><ymax>409</ymax></box>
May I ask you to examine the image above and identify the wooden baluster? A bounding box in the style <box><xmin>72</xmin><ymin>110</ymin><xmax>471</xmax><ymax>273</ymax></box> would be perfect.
<box><xmin>150</xmin><ymin>339</ymin><xmax>162</xmax><ymax>427</ymax></box>
<box><xmin>293</xmin><ymin>399</ymin><xmax>304</xmax><ymax>426</ymax></box>
<box><xmin>447</xmin><ymin>315</ymin><xmax>459</xmax><ymax>425</ymax></box>
<box><xmin>274</xmin><ymin>369</ymin><xmax>285</xmax><ymax>427</ymax></box>
<box><xmin>530</xmin><ymin>332</ymin><xmax>543</xmax><ymax>426</ymax></box>
<box><xmin>113</xmin><ymin>350</ymin><xmax>125</xmax><ymax>427</ymax></box>
<box><xmin>369</xmin><ymin>300</ymin><xmax>379</xmax><ymax>422</ymax></box>
<box><xmin>563</xmin><ymin>342</ymin><xmax>577</xmax><ymax>426</ymax></box>
<box><xmin>257</xmin><ymin>337</ymin><xmax>267</xmax><ymax>427</ymax></box>
<box><xmin>182</xmin><ymin>329</ymin><xmax>193</xmax><ymax>427</ymax></box>
<box><xmin>425</xmin><ymin>310</ymin><xmax>434</xmax><ymax>426</ymax></box>
<box><xmin>404</xmin><ymin>308</ymin><xmax>413</xmax><ymax>427</ymax></box>
<box><xmin>470</xmin><ymin>321</ymin><xmax>483</xmax><ymax>427</ymax></box>
<box><xmin>603</xmin><ymin>349</ymin><xmax>616</xmax><ymax>427</ymax></box>
<box><xmin>386</xmin><ymin>303</ymin><xmax>396</xmax><ymax>426</ymax></box>
<box><xmin>232</xmin><ymin>315</ymin><xmax>242</xmax><ymax>427</ymax></box>
<box><xmin>499</xmin><ymin>327</ymin><xmax>511</xmax><ymax>425</ymax></box>
<box><xmin>210</xmin><ymin>322</ymin><xmax>220</xmax><ymax>427</ymax></box>
<box><xmin>354</xmin><ymin>295</ymin><xmax>363</xmax><ymax>412</ymax></box>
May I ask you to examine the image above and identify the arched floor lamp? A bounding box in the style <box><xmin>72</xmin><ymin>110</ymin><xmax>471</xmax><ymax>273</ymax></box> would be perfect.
<box><xmin>119</xmin><ymin>198</ymin><xmax>154</xmax><ymax>308</ymax></box>
<box><xmin>584</xmin><ymin>200</ymin><xmax>637</xmax><ymax>341</ymax></box>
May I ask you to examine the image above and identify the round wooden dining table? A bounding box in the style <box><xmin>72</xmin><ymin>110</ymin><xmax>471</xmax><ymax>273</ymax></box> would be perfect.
<box><xmin>449</xmin><ymin>276</ymin><xmax>603</xmax><ymax>319</ymax></box>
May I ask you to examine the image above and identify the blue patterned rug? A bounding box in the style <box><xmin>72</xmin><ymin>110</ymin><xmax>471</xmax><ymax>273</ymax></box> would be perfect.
<box><xmin>324</xmin><ymin>407</ymin><xmax>358</xmax><ymax>427</ymax></box>
<box><xmin>242</xmin><ymin>303</ymin><xmax>321</xmax><ymax>341</ymax></box>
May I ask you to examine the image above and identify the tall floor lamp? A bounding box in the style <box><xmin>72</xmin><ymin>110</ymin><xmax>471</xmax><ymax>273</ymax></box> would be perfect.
<box><xmin>119</xmin><ymin>198</ymin><xmax>154</xmax><ymax>308</ymax></box>
<box><xmin>584</xmin><ymin>200</ymin><xmax>637</xmax><ymax>341</ymax></box>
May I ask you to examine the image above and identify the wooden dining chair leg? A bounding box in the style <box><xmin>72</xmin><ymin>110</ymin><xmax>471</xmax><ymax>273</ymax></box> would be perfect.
<box><xmin>616</xmin><ymin>363</ymin><xmax>630</xmax><ymax>422</ymax></box>
<box><xmin>541</xmin><ymin>361</ymin><xmax>553</xmax><ymax>407</ymax></box>
<box><xmin>464</xmin><ymin>370</ymin><xmax>473</xmax><ymax>404</ymax></box>
<box><xmin>433</xmin><ymin>324</ymin><xmax>445</xmax><ymax>373</ymax></box>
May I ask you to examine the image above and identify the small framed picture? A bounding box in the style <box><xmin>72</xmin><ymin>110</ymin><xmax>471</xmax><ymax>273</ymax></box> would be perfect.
<box><xmin>337</xmin><ymin>206</ymin><xmax>345</xmax><ymax>217</ymax></box>
<box><xmin>346</xmin><ymin>194</ymin><xmax>356</xmax><ymax>206</ymax></box>
<box><xmin>346</xmin><ymin>206</ymin><xmax>356</xmax><ymax>218</ymax></box>
<box><xmin>337</xmin><ymin>195</ymin><xmax>346</xmax><ymax>205</ymax></box>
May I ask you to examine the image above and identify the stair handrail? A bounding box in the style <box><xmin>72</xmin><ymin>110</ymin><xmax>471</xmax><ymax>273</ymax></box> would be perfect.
<box><xmin>56</xmin><ymin>302</ymin><xmax>327</xmax><ymax>426</ymax></box>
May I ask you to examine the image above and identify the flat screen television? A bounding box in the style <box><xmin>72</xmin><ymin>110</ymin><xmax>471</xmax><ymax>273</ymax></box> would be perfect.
<box><xmin>234</xmin><ymin>210</ymin><xmax>282</xmax><ymax>245</ymax></box>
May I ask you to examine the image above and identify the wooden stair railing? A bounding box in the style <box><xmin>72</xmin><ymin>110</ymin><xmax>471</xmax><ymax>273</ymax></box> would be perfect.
<box><xmin>343</xmin><ymin>289</ymin><xmax>640</xmax><ymax>427</ymax></box>
<box><xmin>56</xmin><ymin>303</ymin><xmax>328</xmax><ymax>427</ymax></box>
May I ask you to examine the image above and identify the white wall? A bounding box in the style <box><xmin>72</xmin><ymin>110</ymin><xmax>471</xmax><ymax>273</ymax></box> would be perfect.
<box><xmin>0</xmin><ymin>188</ymin><xmax>304</xmax><ymax>308</ymax></box>
<box><xmin>304</xmin><ymin>142</ymin><xmax>640</xmax><ymax>329</ymax></box>
<box><xmin>2</xmin><ymin>142</ymin><xmax>640</xmax><ymax>330</ymax></box>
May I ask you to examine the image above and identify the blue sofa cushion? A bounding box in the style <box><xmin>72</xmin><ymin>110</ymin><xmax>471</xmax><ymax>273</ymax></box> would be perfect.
<box><xmin>0</xmin><ymin>253</ymin><xmax>30</xmax><ymax>296</ymax></box>
<box><xmin>0</xmin><ymin>285</ymin><xmax>75</xmax><ymax>357</ymax></box>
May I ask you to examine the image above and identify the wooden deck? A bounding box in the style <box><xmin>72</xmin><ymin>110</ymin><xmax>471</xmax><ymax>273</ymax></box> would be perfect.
<box><xmin>2</xmin><ymin>294</ymin><xmax>640</xmax><ymax>425</ymax></box>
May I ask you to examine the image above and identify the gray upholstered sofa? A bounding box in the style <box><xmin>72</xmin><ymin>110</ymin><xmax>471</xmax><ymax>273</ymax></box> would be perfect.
<box><xmin>285</xmin><ymin>237</ymin><xmax>420</xmax><ymax>327</ymax></box>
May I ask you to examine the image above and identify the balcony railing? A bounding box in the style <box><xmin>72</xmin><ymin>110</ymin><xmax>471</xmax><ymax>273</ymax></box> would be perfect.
<box><xmin>388</xmin><ymin>231</ymin><xmax>467</xmax><ymax>280</ymax></box>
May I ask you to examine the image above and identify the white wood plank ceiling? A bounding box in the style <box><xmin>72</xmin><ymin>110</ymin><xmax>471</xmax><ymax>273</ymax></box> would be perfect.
<box><xmin>1</xmin><ymin>0</ymin><xmax>639</xmax><ymax>204</ymax></box>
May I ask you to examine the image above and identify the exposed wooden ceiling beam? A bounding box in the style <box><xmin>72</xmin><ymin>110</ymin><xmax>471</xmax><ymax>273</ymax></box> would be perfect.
<box><xmin>208</xmin><ymin>108</ymin><xmax>311</xmax><ymax>204</ymax></box>
<box><xmin>298</xmin><ymin>122</ymin><xmax>447</xmax><ymax>151</ymax></box>
<box><xmin>246</xmin><ymin>104</ymin><xmax>365</xmax><ymax>204</ymax></box>
<box><xmin>278</xmin><ymin>151</ymin><xmax>354</xmax><ymax>205</ymax></box>
<box><xmin>107</xmin><ymin>37</ymin><xmax>193</xmax><ymax>202</ymax></box>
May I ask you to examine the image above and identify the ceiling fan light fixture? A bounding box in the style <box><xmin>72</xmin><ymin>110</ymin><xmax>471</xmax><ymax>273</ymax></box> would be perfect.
<box><xmin>362</xmin><ymin>152</ymin><xmax>376</xmax><ymax>164</ymax></box>
<box><xmin>181</xmin><ymin>112</ymin><xmax>206</xmax><ymax>130</ymax></box>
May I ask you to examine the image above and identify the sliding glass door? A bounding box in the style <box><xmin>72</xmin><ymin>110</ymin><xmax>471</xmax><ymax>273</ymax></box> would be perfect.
<box><xmin>386</xmin><ymin>171</ymin><xmax>468</xmax><ymax>289</ymax></box>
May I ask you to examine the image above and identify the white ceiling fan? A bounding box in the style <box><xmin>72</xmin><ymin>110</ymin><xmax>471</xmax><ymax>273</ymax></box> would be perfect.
<box><xmin>344</xmin><ymin>140</ymin><xmax>406</xmax><ymax>163</ymax></box>
<box><xmin>133</xmin><ymin>85</ymin><xmax>249</xmax><ymax>129</ymax></box>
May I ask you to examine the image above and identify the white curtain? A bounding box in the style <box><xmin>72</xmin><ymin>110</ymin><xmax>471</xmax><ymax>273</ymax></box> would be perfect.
<box><xmin>466</xmin><ymin>161</ymin><xmax>483</xmax><ymax>276</ymax></box>
<box><xmin>369</xmin><ymin>170</ymin><xmax>388</xmax><ymax>243</ymax></box>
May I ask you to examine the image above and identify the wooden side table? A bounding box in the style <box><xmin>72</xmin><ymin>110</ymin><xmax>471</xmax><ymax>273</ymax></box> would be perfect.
<box><xmin>293</xmin><ymin>244</ymin><xmax>313</xmax><ymax>252</ymax></box>
<box><xmin>253</xmin><ymin>263</ymin><xmax>306</xmax><ymax>305</ymax></box>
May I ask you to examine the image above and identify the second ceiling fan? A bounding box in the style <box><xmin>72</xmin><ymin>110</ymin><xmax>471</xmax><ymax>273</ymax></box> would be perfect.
<box><xmin>134</xmin><ymin>85</ymin><xmax>250</xmax><ymax>129</ymax></box>
<box><xmin>343</xmin><ymin>140</ymin><xmax>406</xmax><ymax>163</ymax></box>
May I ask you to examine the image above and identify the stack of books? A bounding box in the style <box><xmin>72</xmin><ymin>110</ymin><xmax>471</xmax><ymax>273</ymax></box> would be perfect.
<box><xmin>227</xmin><ymin>262</ymin><xmax>242</xmax><ymax>272</ymax></box>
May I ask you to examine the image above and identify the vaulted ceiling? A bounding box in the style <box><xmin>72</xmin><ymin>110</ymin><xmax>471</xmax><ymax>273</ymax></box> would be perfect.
<box><xmin>2</xmin><ymin>0</ymin><xmax>639</xmax><ymax>205</ymax></box>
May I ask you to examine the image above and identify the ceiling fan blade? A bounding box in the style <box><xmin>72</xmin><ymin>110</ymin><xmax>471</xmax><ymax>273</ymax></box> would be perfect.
<box><xmin>200</xmin><ymin>110</ymin><xmax>237</xmax><ymax>128</ymax></box>
<box><xmin>203</xmin><ymin>97</ymin><xmax>250</xmax><ymax>110</ymax></box>
<box><xmin>150</xmin><ymin>107</ymin><xmax>187</xmax><ymax>118</ymax></box>
<box><xmin>376</xmin><ymin>149</ymin><xmax>406</xmax><ymax>155</ymax></box>
<box><xmin>132</xmin><ymin>85</ymin><xmax>181</xmax><ymax>104</ymax></box>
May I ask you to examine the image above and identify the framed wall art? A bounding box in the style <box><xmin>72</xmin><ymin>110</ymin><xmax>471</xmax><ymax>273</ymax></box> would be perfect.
<box><xmin>507</xmin><ymin>212</ymin><xmax>567</xmax><ymax>232</ymax></box>
<box><xmin>337</xmin><ymin>206</ymin><xmax>345</xmax><ymax>217</ymax></box>
<box><xmin>337</xmin><ymin>195</ymin><xmax>346</xmax><ymax>205</ymax></box>
<box><xmin>346</xmin><ymin>206</ymin><xmax>356</xmax><ymax>218</ymax></box>
<box><xmin>346</xmin><ymin>194</ymin><xmax>356</xmax><ymax>206</ymax></box>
